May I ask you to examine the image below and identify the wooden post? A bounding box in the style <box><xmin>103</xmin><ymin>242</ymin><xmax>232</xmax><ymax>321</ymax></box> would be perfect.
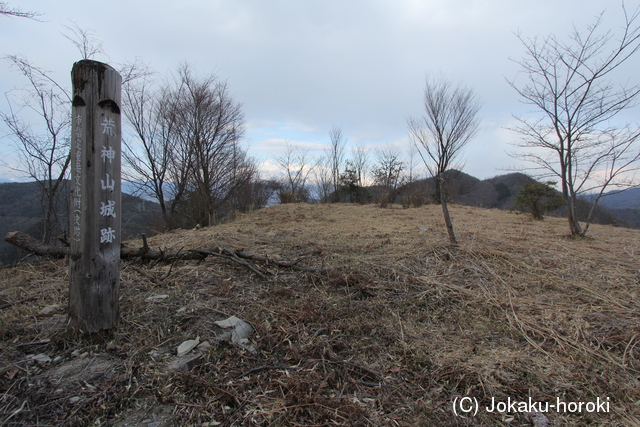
<box><xmin>69</xmin><ymin>60</ymin><xmax>122</xmax><ymax>334</ymax></box>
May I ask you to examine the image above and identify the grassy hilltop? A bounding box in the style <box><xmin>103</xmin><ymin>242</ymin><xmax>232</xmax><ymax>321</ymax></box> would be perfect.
<box><xmin>0</xmin><ymin>203</ymin><xmax>639</xmax><ymax>426</ymax></box>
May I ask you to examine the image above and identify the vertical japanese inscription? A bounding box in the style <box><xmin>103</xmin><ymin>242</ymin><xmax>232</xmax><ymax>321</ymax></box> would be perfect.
<box><xmin>72</xmin><ymin>113</ymin><xmax>83</xmax><ymax>242</ymax></box>
<box><xmin>99</xmin><ymin>123</ymin><xmax>117</xmax><ymax>245</ymax></box>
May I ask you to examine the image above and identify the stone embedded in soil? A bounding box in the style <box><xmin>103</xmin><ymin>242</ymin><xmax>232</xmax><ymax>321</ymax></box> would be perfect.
<box><xmin>167</xmin><ymin>352</ymin><xmax>203</xmax><ymax>371</ymax></box>
<box><xmin>38</xmin><ymin>304</ymin><xmax>61</xmax><ymax>315</ymax></box>
<box><xmin>29</xmin><ymin>353</ymin><xmax>52</xmax><ymax>364</ymax></box>
<box><xmin>176</xmin><ymin>336</ymin><xmax>200</xmax><ymax>357</ymax></box>
<box><xmin>196</xmin><ymin>340</ymin><xmax>211</xmax><ymax>351</ymax></box>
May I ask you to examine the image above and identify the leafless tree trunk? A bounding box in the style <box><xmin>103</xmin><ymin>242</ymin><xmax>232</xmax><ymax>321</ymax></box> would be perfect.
<box><xmin>508</xmin><ymin>6</ymin><xmax>640</xmax><ymax>237</ymax></box>
<box><xmin>405</xmin><ymin>142</ymin><xmax>421</xmax><ymax>184</ymax></box>
<box><xmin>372</xmin><ymin>146</ymin><xmax>404</xmax><ymax>207</ymax></box>
<box><xmin>312</xmin><ymin>157</ymin><xmax>332</xmax><ymax>203</ymax></box>
<box><xmin>351</xmin><ymin>141</ymin><xmax>369</xmax><ymax>188</ymax></box>
<box><xmin>274</xmin><ymin>142</ymin><xmax>312</xmax><ymax>203</ymax></box>
<box><xmin>171</xmin><ymin>65</ymin><xmax>246</xmax><ymax>226</ymax></box>
<box><xmin>327</xmin><ymin>126</ymin><xmax>346</xmax><ymax>202</ymax></box>
<box><xmin>408</xmin><ymin>76</ymin><xmax>481</xmax><ymax>245</ymax></box>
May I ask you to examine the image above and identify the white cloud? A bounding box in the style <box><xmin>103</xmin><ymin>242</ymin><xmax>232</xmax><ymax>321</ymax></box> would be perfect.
<box><xmin>1</xmin><ymin>0</ymin><xmax>637</xmax><ymax>183</ymax></box>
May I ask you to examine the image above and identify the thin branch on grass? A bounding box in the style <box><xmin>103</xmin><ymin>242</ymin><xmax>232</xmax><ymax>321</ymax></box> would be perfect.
<box><xmin>4</xmin><ymin>231</ymin><xmax>316</xmax><ymax>278</ymax></box>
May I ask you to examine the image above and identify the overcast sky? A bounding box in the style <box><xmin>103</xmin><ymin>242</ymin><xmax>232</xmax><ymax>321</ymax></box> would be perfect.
<box><xmin>1</xmin><ymin>0</ymin><xmax>638</xmax><ymax>182</ymax></box>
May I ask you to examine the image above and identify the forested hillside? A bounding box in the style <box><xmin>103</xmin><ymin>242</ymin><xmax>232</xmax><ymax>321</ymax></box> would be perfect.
<box><xmin>0</xmin><ymin>181</ymin><xmax>161</xmax><ymax>266</ymax></box>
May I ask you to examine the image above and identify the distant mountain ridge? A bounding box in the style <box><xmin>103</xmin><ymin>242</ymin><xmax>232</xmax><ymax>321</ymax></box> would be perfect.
<box><xmin>399</xmin><ymin>171</ymin><xmax>538</xmax><ymax>210</ymax></box>
<box><xmin>398</xmin><ymin>171</ymin><xmax>638</xmax><ymax>229</ymax></box>
<box><xmin>597</xmin><ymin>188</ymin><xmax>640</xmax><ymax>209</ymax></box>
<box><xmin>1</xmin><ymin>175</ymin><xmax>637</xmax><ymax>266</ymax></box>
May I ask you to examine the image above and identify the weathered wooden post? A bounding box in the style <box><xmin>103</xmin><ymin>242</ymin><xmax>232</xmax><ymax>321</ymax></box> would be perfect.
<box><xmin>69</xmin><ymin>60</ymin><xmax>122</xmax><ymax>334</ymax></box>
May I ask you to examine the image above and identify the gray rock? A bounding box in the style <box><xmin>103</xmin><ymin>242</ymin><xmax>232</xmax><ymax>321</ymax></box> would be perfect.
<box><xmin>167</xmin><ymin>352</ymin><xmax>203</xmax><ymax>372</ymax></box>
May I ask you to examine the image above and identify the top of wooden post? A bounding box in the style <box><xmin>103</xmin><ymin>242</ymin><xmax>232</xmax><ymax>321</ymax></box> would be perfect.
<box><xmin>71</xmin><ymin>60</ymin><xmax>122</xmax><ymax>109</ymax></box>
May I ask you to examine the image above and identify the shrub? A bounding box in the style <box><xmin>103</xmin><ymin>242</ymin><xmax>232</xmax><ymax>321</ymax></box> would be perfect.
<box><xmin>515</xmin><ymin>181</ymin><xmax>564</xmax><ymax>220</ymax></box>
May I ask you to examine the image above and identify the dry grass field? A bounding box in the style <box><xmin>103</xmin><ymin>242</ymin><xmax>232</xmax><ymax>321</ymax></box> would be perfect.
<box><xmin>0</xmin><ymin>203</ymin><xmax>639</xmax><ymax>426</ymax></box>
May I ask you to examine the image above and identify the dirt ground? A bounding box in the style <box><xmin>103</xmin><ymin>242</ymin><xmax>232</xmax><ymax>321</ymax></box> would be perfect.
<box><xmin>0</xmin><ymin>203</ymin><xmax>639</xmax><ymax>426</ymax></box>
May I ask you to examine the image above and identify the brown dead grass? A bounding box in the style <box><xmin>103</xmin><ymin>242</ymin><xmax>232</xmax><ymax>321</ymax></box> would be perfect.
<box><xmin>0</xmin><ymin>203</ymin><xmax>639</xmax><ymax>426</ymax></box>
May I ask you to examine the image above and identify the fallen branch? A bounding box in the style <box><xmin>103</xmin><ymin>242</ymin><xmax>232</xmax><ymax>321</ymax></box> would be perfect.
<box><xmin>235</xmin><ymin>250</ymin><xmax>318</xmax><ymax>272</ymax></box>
<box><xmin>192</xmin><ymin>248</ymin><xmax>271</xmax><ymax>279</ymax></box>
<box><xmin>4</xmin><ymin>231</ymin><xmax>316</xmax><ymax>278</ymax></box>
<box><xmin>5</xmin><ymin>232</ymin><xmax>69</xmax><ymax>258</ymax></box>
<box><xmin>4</xmin><ymin>231</ymin><xmax>205</xmax><ymax>261</ymax></box>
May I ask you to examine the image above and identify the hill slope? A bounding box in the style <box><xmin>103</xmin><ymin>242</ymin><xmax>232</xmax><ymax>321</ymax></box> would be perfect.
<box><xmin>0</xmin><ymin>204</ymin><xmax>639</xmax><ymax>425</ymax></box>
<box><xmin>599</xmin><ymin>187</ymin><xmax>640</xmax><ymax>209</ymax></box>
<box><xmin>0</xmin><ymin>181</ymin><xmax>162</xmax><ymax>266</ymax></box>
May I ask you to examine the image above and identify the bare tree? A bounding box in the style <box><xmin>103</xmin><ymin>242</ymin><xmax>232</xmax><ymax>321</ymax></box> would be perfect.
<box><xmin>312</xmin><ymin>157</ymin><xmax>332</xmax><ymax>203</ymax></box>
<box><xmin>226</xmin><ymin>151</ymin><xmax>262</xmax><ymax>213</ymax></box>
<box><xmin>171</xmin><ymin>65</ymin><xmax>246</xmax><ymax>226</ymax></box>
<box><xmin>408</xmin><ymin>76</ymin><xmax>481</xmax><ymax>245</ymax></box>
<box><xmin>122</xmin><ymin>73</ymin><xmax>189</xmax><ymax>229</ymax></box>
<box><xmin>345</xmin><ymin>141</ymin><xmax>370</xmax><ymax>203</ymax></box>
<box><xmin>327</xmin><ymin>126</ymin><xmax>346</xmax><ymax>202</ymax></box>
<box><xmin>351</xmin><ymin>141</ymin><xmax>369</xmax><ymax>188</ymax></box>
<box><xmin>61</xmin><ymin>22</ymin><xmax>104</xmax><ymax>60</ymax></box>
<box><xmin>371</xmin><ymin>146</ymin><xmax>404</xmax><ymax>207</ymax></box>
<box><xmin>123</xmin><ymin>64</ymin><xmax>256</xmax><ymax>228</ymax></box>
<box><xmin>0</xmin><ymin>2</ymin><xmax>42</xmax><ymax>19</ymax></box>
<box><xmin>508</xmin><ymin>6</ymin><xmax>640</xmax><ymax>236</ymax></box>
<box><xmin>274</xmin><ymin>142</ymin><xmax>312</xmax><ymax>203</ymax></box>
<box><xmin>1</xmin><ymin>56</ymin><xmax>71</xmax><ymax>243</ymax></box>
<box><xmin>402</xmin><ymin>142</ymin><xmax>427</xmax><ymax>208</ymax></box>
<box><xmin>405</xmin><ymin>141</ymin><xmax>421</xmax><ymax>184</ymax></box>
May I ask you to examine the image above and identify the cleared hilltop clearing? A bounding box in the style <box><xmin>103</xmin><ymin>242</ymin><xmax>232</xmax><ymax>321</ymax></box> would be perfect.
<box><xmin>1</xmin><ymin>203</ymin><xmax>639</xmax><ymax>426</ymax></box>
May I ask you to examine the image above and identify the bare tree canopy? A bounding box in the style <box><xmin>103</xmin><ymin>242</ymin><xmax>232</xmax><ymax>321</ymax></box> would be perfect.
<box><xmin>123</xmin><ymin>64</ymin><xmax>257</xmax><ymax>228</ymax></box>
<box><xmin>351</xmin><ymin>141</ymin><xmax>369</xmax><ymax>188</ymax></box>
<box><xmin>408</xmin><ymin>75</ymin><xmax>481</xmax><ymax>244</ymax></box>
<box><xmin>0</xmin><ymin>2</ymin><xmax>42</xmax><ymax>19</ymax></box>
<box><xmin>1</xmin><ymin>55</ymin><xmax>71</xmax><ymax>243</ymax></box>
<box><xmin>61</xmin><ymin>22</ymin><xmax>104</xmax><ymax>60</ymax></box>
<box><xmin>1</xmin><ymin>25</ymin><xmax>149</xmax><ymax>241</ymax></box>
<box><xmin>508</xmin><ymin>5</ymin><xmax>640</xmax><ymax>236</ymax></box>
<box><xmin>327</xmin><ymin>126</ymin><xmax>346</xmax><ymax>202</ymax></box>
<box><xmin>273</xmin><ymin>141</ymin><xmax>312</xmax><ymax>203</ymax></box>
<box><xmin>372</xmin><ymin>146</ymin><xmax>404</xmax><ymax>207</ymax></box>
<box><xmin>122</xmin><ymin>71</ymin><xmax>183</xmax><ymax>228</ymax></box>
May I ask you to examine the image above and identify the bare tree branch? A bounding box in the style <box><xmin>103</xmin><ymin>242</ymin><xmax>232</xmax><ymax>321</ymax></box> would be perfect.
<box><xmin>408</xmin><ymin>75</ymin><xmax>481</xmax><ymax>244</ymax></box>
<box><xmin>507</xmin><ymin>5</ymin><xmax>640</xmax><ymax>236</ymax></box>
<box><xmin>1</xmin><ymin>56</ymin><xmax>71</xmax><ymax>243</ymax></box>
<box><xmin>61</xmin><ymin>22</ymin><xmax>104</xmax><ymax>60</ymax></box>
<box><xmin>0</xmin><ymin>2</ymin><xmax>42</xmax><ymax>19</ymax></box>
<box><xmin>123</xmin><ymin>63</ymin><xmax>254</xmax><ymax>228</ymax></box>
<box><xmin>274</xmin><ymin>141</ymin><xmax>312</xmax><ymax>203</ymax></box>
<box><xmin>327</xmin><ymin>126</ymin><xmax>346</xmax><ymax>202</ymax></box>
